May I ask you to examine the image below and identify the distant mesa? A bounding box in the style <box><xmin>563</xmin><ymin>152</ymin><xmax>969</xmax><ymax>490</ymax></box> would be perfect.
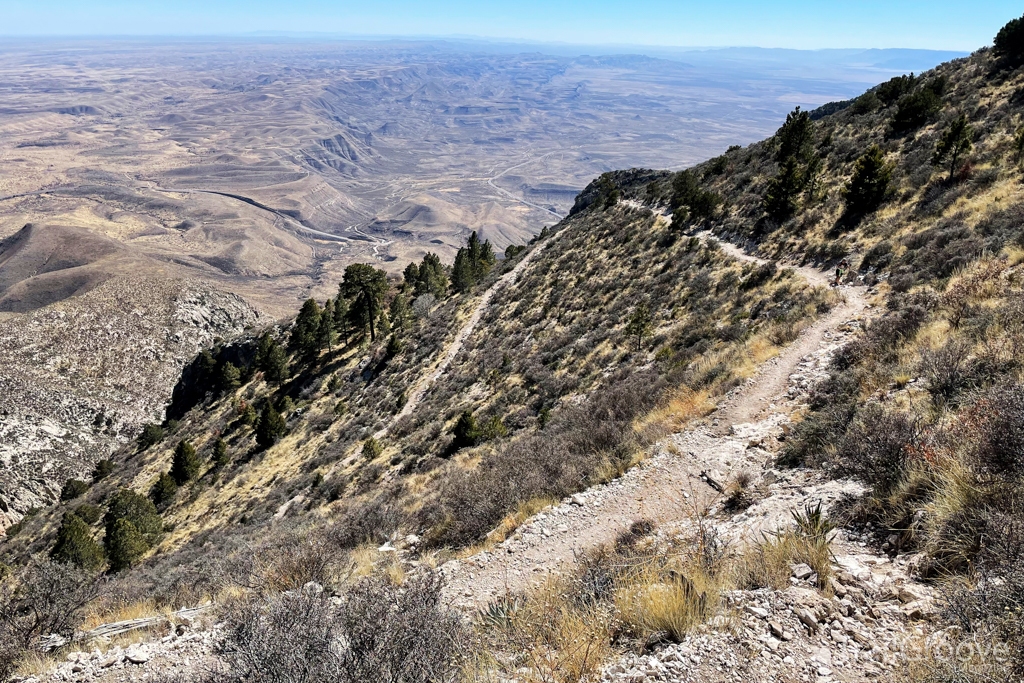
<box><xmin>157</xmin><ymin>113</ymin><xmax>187</xmax><ymax>124</ymax></box>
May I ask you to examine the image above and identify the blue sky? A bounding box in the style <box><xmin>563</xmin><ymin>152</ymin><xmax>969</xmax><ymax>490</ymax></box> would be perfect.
<box><xmin>1</xmin><ymin>1</ymin><xmax>1018</xmax><ymax>51</ymax></box>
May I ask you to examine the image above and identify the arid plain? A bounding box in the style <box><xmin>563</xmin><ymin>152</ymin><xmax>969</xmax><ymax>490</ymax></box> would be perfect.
<box><xmin>0</xmin><ymin>37</ymin><xmax>959</xmax><ymax>522</ymax></box>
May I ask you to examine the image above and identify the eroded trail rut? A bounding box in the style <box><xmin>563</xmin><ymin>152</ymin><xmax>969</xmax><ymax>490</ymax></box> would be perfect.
<box><xmin>441</xmin><ymin>207</ymin><xmax>869</xmax><ymax>607</ymax></box>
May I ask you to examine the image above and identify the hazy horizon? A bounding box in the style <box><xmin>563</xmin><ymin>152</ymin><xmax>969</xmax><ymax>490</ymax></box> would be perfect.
<box><xmin>2</xmin><ymin>1</ymin><xmax>1018</xmax><ymax>51</ymax></box>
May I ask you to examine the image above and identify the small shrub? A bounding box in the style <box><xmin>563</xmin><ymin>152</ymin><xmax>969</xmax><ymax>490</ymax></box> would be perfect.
<box><xmin>73</xmin><ymin>503</ymin><xmax>102</xmax><ymax>526</ymax></box>
<box><xmin>361</xmin><ymin>437</ymin><xmax>384</xmax><ymax>459</ymax></box>
<box><xmin>137</xmin><ymin>423</ymin><xmax>165</xmax><ymax>451</ymax></box>
<box><xmin>919</xmin><ymin>340</ymin><xmax>976</xmax><ymax>405</ymax></box>
<box><xmin>215</xmin><ymin>573</ymin><xmax>465</xmax><ymax>683</ymax></box>
<box><xmin>91</xmin><ymin>459</ymin><xmax>115</xmax><ymax>482</ymax></box>
<box><xmin>59</xmin><ymin>478</ymin><xmax>89</xmax><ymax>502</ymax></box>
<box><xmin>833</xmin><ymin>406</ymin><xmax>922</xmax><ymax>496</ymax></box>
<box><xmin>150</xmin><ymin>472</ymin><xmax>179</xmax><ymax>510</ymax></box>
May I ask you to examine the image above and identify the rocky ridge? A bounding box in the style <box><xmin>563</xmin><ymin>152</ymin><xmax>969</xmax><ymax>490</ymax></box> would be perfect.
<box><xmin>0</xmin><ymin>277</ymin><xmax>261</xmax><ymax>531</ymax></box>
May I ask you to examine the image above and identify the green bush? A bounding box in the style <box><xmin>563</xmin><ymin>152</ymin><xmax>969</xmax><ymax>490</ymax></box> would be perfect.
<box><xmin>150</xmin><ymin>472</ymin><xmax>179</xmax><ymax>509</ymax></box>
<box><xmin>91</xmin><ymin>459</ymin><xmax>115</xmax><ymax>482</ymax></box>
<box><xmin>103</xmin><ymin>488</ymin><xmax>162</xmax><ymax>567</ymax></box>
<box><xmin>213</xmin><ymin>438</ymin><xmax>230</xmax><ymax>468</ymax></box>
<box><xmin>50</xmin><ymin>513</ymin><xmax>104</xmax><ymax>571</ymax></box>
<box><xmin>73</xmin><ymin>503</ymin><xmax>103</xmax><ymax>526</ymax></box>
<box><xmin>59</xmin><ymin>478</ymin><xmax>89</xmax><ymax>502</ymax></box>
<box><xmin>361</xmin><ymin>437</ymin><xmax>384</xmax><ymax>459</ymax></box>
<box><xmin>137</xmin><ymin>423</ymin><xmax>165</xmax><ymax>451</ymax></box>
<box><xmin>890</xmin><ymin>80</ymin><xmax>944</xmax><ymax>134</ymax></box>
<box><xmin>105</xmin><ymin>518</ymin><xmax>149</xmax><ymax>572</ymax></box>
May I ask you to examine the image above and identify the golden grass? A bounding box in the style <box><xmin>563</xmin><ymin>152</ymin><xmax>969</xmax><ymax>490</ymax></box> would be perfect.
<box><xmin>81</xmin><ymin>599</ymin><xmax>169</xmax><ymax>630</ymax></box>
<box><xmin>470</xmin><ymin>497</ymin><xmax>558</xmax><ymax>553</ymax></box>
<box><xmin>614</xmin><ymin>564</ymin><xmax>722</xmax><ymax>642</ymax></box>
<box><xmin>14</xmin><ymin>651</ymin><xmax>54</xmax><ymax>677</ymax></box>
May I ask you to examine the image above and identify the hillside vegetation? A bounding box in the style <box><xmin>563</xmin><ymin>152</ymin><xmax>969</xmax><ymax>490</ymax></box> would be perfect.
<box><xmin>5</xmin><ymin>17</ymin><xmax>1024</xmax><ymax>683</ymax></box>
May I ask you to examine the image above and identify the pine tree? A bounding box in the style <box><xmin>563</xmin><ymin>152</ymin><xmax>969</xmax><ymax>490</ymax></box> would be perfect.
<box><xmin>318</xmin><ymin>298</ymin><xmax>336</xmax><ymax>351</ymax></box>
<box><xmin>775</xmin><ymin>107</ymin><xmax>814</xmax><ymax>164</ymax></box>
<box><xmin>933</xmin><ymin>113</ymin><xmax>974</xmax><ymax>181</ymax></box>
<box><xmin>994</xmin><ymin>13</ymin><xmax>1024</xmax><ymax>67</ymax></box>
<box><xmin>476</xmin><ymin>239</ymin><xmax>496</xmax><ymax>279</ymax></box>
<box><xmin>106</xmin><ymin>518</ymin><xmax>148</xmax><ymax>572</ymax></box>
<box><xmin>416</xmin><ymin>253</ymin><xmax>448</xmax><ymax>298</ymax></box>
<box><xmin>339</xmin><ymin>264</ymin><xmax>389</xmax><ymax>342</ymax></box>
<box><xmin>450</xmin><ymin>410</ymin><xmax>481</xmax><ymax>451</ymax></box>
<box><xmin>51</xmin><ymin>512</ymin><xmax>104</xmax><ymax>571</ymax></box>
<box><xmin>149</xmin><ymin>472</ymin><xmax>179</xmax><ymax>509</ymax></box>
<box><xmin>255</xmin><ymin>333</ymin><xmax>288</xmax><ymax>383</ymax></box>
<box><xmin>451</xmin><ymin>248</ymin><xmax>474</xmax><ymax>293</ymax></box>
<box><xmin>625</xmin><ymin>302</ymin><xmax>653</xmax><ymax>352</ymax></box>
<box><xmin>91</xmin><ymin>459</ymin><xmax>115</xmax><ymax>482</ymax></box>
<box><xmin>290</xmin><ymin>299</ymin><xmax>322</xmax><ymax>356</ymax></box>
<box><xmin>170</xmin><ymin>440</ymin><xmax>201</xmax><ymax>485</ymax></box>
<box><xmin>467</xmin><ymin>231</ymin><xmax>482</xmax><ymax>267</ymax></box>
<box><xmin>763</xmin><ymin>157</ymin><xmax>803</xmax><ymax>222</ymax></box>
<box><xmin>333</xmin><ymin>296</ymin><xmax>350</xmax><ymax>346</ymax></box>
<box><xmin>255</xmin><ymin>401</ymin><xmax>287</xmax><ymax>449</ymax></box>
<box><xmin>844</xmin><ymin>145</ymin><xmax>893</xmax><ymax>219</ymax></box>
<box><xmin>137</xmin><ymin>423</ymin><xmax>165</xmax><ymax>451</ymax></box>
<box><xmin>390</xmin><ymin>293</ymin><xmax>410</xmax><ymax>331</ymax></box>
<box><xmin>213</xmin><ymin>438</ymin><xmax>230</xmax><ymax>468</ymax></box>
<box><xmin>403</xmin><ymin>261</ymin><xmax>420</xmax><ymax>291</ymax></box>
<box><xmin>219</xmin><ymin>361</ymin><xmax>241</xmax><ymax>393</ymax></box>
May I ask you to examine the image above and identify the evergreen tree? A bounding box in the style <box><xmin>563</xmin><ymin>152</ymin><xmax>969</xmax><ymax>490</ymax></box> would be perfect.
<box><xmin>73</xmin><ymin>503</ymin><xmax>103</xmax><ymax>525</ymax></box>
<box><xmin>197</xmin><ymin>349</ymin><xmax>218</xmax><ymax>384</ymax></box>
<box><xmin>385</xmin><ymin>334</ymin><xmax>404</xmax><ymax>358</ymax></box>
<box><xmin>417</xmin><ymin>253</ymin><xmax>448</xmax><ymax>298</ymax></box>
<box><xmin>213</xmin><ymin>438</ymin><xmax>230</xmax><ymax>468</ymax></box>
<box><xmin>451</xmin><ymin>248</ymin><xmax>474</xmax><ymax>293</ymax></box>
<box><xmin>218</xmin><ymin>361</ymin><xmax>241</xmax><ymax>393</ymax></box>
<box><xmin>255</xmin><ymin>401</ymin><xmax>287</xmax><ymax>449</ymax></box>
<box><xmin>91</xmin><ymin>459</ymin><xmax>115</xmax><ymax>483</ymax></box>
<box><xmin>775</xmin><ymin>107</ymin><xmax>814</xmax><ymax>164</ymax></box>
<box><xmin>377</xmin><ymin>309</ymin><xmax>391</xmax><ymax>338</ymax></box>
<box><xmin>103</xmin><ymin>488</ymin><xmax>162</xmax><ymax>551</ymax></box>
<box><xmin>890</xmin><ymin>79</ymin><xmax>944</xmax><ymax>134</ymax></box>
<box><xmin>390</xmin><ymin>293</ymin><xmax>411</xmax><ymax>331</ymax></box>
<box><xmin>670</xmin><ymin>169</ymin><xmax>721</xmax><ymax>226</ymax></box>
<box><xmin>106</xmin><ymin>518</ymin><xmax>148</xmax><ymax>572</ymax></box>
<box><xmin>149</xmin><ymin>472</ymin><xmax>178</xmax><ymax>509</ymax></box>
<box><xmin>51</xmin><ymin>512</ymin><xmax>104</xmax><ymax>571</ymax></box>
<box><xmin>994</xmin><ymin>13</ymin><xmax>1024</xmax><ymax>67</ymax></box>
<box><xmin>60</xmin><ymin>479</ymin><xmax>89</xmax><ymax>502</ymax></box>
<box><xmin>844</xmin><ymin>145</ymin><xmax>893</xmax><ymax>219</ymax></box>
<box><xmin>333</xmin><ymin>296</ymin><xmax>350</xmax><ymax>346</ymax></box>
<box><xmin>402</xmin><ymin>261</ymin><xmax>420</xmax><ymax>291</ymax></box>
<box><xmin>450</xmin><ymin>410</ymin><xmax>481</xmax><ymax>451</ymax></box>
<box><xmin>339</xmin><ymin>264</ymin><xmax>389</xmax><ymax>342</ymax></box>
<box><xmin>290</xmin><ymin>299</ymin><xmax>322</xmax><ymax>356</ymax></box>
<box><xmin>763</xmin><ymin>157</ymin><xmax>804</xmax><ymax>222</ymax></box>
<box><xmin>933</xmin><ymin>113</ymin><xmax>974</xmax><ymax>181</ymax></box>
<box><xmin>170</xmin><ymin>440</ymin><xmax>201</xmax><ymax>485</ymax></box>
<box><xmin>255</xmin><ymin>333</ymin><xmax>288</xmax><ymax>383</ymax></box>
<box><xmin>476</xmin><ymin>239</ymin><xmax>496</xmax><ymax>279</ymax></box>
<box><xmin>318</xmin><ymin>299</ymin><xmax>337</xmax><ymax>351</ymax></box>
<box><xmin>625</xmin><ymin>302</ymin><xmax>654</xmax><ymax>352</ymax></box>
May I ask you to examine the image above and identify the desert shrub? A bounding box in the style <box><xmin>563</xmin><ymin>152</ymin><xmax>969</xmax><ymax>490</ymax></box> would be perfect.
<box><xmin>919</xmin><ymin>339</ymin><xmax>976</xmax><ymax>405</ymax></box>
<box><xmin>213</xmin><ymin>573</ymin><xmax>465</xmax><ymax>683</ymax></box>
<box><xmin>779</xmin><ymin>401</ymin><xmax>857</xmax><ymax>467</ymax></box>
<box><xmin>833</xmin><ymin>406</ymin><xmax>922</xmax><ymax>495</ymax></box>
<box><xmin>0</xmin><ymin>559</ymin><xmax>101</xmax><ymax>680</ymax></box>
<box><xmin>423</xmin><ymin>370</ymin><xmax>666</xmax><ymax>547</ymax></box>
<box><xmin>957</xmin><ymin>382</ymin><xmax>1024</xmax><ymax>475</ymax></box>
<box><xmin>59</xmin><ymin>478</ymin><xmax>89</xmax><ymax>501</ymax></box>
<box><xmin>330</xmin><ymin>494</ymin><xmax>407</xmax><ymax>549</ymax></box>
<box><xmin>50</xmin><ymin>512</ymin><xmax>105</xmax><ymax>571</ymax></box>
<box><xmin>361</xmin><ymin>437</ymin><xmax>384</xmax><ymax>459</ymax></box>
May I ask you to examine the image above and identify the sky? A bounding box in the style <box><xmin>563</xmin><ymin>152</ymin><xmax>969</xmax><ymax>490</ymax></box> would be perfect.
<box><xmin>0</xmin><ymin>1</ymin><xmax>1019</xmax><ymax>51</ymax></box>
